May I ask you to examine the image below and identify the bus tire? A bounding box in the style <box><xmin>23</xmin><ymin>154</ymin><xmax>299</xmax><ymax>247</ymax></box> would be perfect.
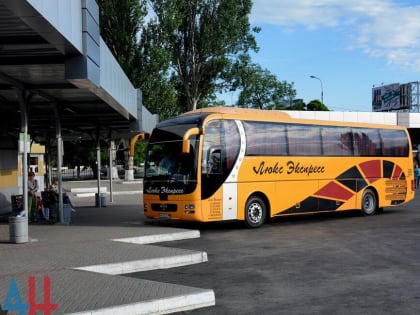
<box><xmin>361</xmin><ymin>188</ymin><xmax>377</xmax><ymax>216</ymax></box>
<box><xmin>244</xmin><ymin>196</ymin><xmax>267</xmax><ymax>228</ymax></box>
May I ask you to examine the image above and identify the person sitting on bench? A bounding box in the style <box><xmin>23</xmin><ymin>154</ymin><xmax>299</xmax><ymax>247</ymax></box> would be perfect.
<box><xmin>50</xmin><ymin>179</ymin><xmax>76</xmax><ymax>212</ymax></box>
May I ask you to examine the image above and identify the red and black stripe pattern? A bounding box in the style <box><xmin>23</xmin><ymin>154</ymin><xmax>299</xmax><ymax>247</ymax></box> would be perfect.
<box><xmin>280</xmin><ymin>160</ymin><xmax>406</xmax><ymax>215</ymax></box>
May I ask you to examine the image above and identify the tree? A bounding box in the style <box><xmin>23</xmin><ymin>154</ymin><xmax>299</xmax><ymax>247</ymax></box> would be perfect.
<box><xmin>289</xmin><ymin>100</ymin><xmax>306</xmax><ymax>110</ymax></box>
<box><xmin>57</xmin><ymin>140</ymin><xmax>109</xmax><ymax>179</ymax></box>
<box><xmin>133</xmin><ymin>141</ymin><xmax>147</xmax><ymax>166</ymax></box>
<box><xmin>307</xmin><ymin>99</ymin><xmax>329</xmax><ymax>111</ymax></box>
<box><xmin>97</xmin><ymin>0</ymin><xmax>147</xmax><ymax>81</ymax></box>
<box><xmin>97</xmin><ymin>1</ymin><xmax>179</xmax><ymax>120</ymax></box>
<box><xmin>145</xmin><ymin>0</ymin><xmax>259</xmax><ymax>112</ymax></box>
<box><xmin>233</xmin><ymin>60</ymin><xmax>296</xmax><ymax>109</ymax></box>
<box><xmin>136</xmin><ymin>20</ymin><xmax>181</xmax><ymax>119</ymax></box>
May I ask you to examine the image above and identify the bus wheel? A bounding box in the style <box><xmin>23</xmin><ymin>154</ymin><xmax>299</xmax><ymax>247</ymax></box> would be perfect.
<box><xmin>245</xmin><ymin>196</ymin><xmax>266</xmax><ymax>228</ymax></box>
<box><xmin>361</xmin><ymin>188</ymin><xmax>377</xmax><ymax>216</ymax></box>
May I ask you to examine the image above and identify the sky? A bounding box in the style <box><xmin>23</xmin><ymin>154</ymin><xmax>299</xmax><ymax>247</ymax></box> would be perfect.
<box><xmin>244</xmin><ymin>0</ymin><xmax>420</xmax><ymax>112</ymax></box>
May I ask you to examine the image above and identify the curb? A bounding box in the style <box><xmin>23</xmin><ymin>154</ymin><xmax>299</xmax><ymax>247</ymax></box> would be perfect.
<box><xmin>112</xmin><ymin>230</ymin><xmax>201</xmax><ymax>244</ymax></box>
<box><xmin>74</xmin><ymin>251</ymin><xmax>208</xmax><ymax>275</ymax></box>
<box><xmin>66</xmin><ymin>290</ymin><xmax>216</xmax><ymax>315</ymax></box>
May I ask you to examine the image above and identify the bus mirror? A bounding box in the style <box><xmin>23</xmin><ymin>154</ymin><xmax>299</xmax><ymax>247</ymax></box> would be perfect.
<box><xmin>129</xmin><ymin>132</ymin><xmax>150</xmax><ymax>157</ymax></box>
<box><xmin>182</xmin><ymin>128</ymin><xmax>200</xmax><ymax>154</ymax></box>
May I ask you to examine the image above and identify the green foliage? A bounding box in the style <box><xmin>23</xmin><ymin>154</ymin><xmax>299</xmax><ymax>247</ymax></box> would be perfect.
<box><xmin>48</xmin><ymin>140</ymin><xmax>110</xmax><ymax>179</ymax></box>
<box><xmin>136</xmin><ymin>20</ymin><xmax>181</xmax><ymax>119</ymax></box>
<box><xmin>282</xmin><ymin>99</ymin><xmax>330</xmax><ymax>111</ymax></box>
<box><xmin>289</xmin><ymin>100</ymin><xmax>306</xmax><ymax>110</ymax></box>
<box><xmin>144</xmin><ymin>0</ymin><xmax>259</xmax><ymax>112</ymax></box>
<box><xmin>133</xmin><ymin>141</ymin><xmax>147</xmax><ymax>165</ymax></box>
<box><xmin>97</xmin><ymin>0</ymin><xmax>147</xmax><ymax>80</ymax></box>
<box><xmin>231</xmin><ymin>57</ymin><xmax>296</xmax><ymax>109</ymax></box>
<box><xmin>61</xmin><ymin>141</ymin><xmax>109</xmax><ymax>167</ymax></box>
<box><xmin>97</xmin><ymin>0</ymin><xmax>302</xmax><ymax>117</ymax></box>
<box><xmin>307</xmin><ymin>99</ymin><xmax>329</xmax><ymax>111</ymax></box>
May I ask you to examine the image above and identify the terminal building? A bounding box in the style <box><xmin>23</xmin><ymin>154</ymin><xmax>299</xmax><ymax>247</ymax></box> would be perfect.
<box><xmin>0</xmin><ymin>0</ymin><xmax>157</xmax><ymax>213</ymax></box>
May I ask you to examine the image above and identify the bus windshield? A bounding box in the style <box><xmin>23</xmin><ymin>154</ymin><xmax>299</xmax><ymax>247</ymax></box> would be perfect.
<box><xmin>144</xmin><ymin>127</ymin><xmax>198</xmax><ymax>193</ymax></box>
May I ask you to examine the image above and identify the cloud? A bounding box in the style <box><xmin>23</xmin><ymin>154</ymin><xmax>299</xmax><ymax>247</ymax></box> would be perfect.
<box><xmin>251</xmin><ymin>0</ymin><xmax>420</xmax><ymax>72</ymax></box>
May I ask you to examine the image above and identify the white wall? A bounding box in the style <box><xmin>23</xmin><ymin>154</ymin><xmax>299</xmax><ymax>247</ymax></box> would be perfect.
<box><xmin>282</xmin><ymin>111</ymin><xmax>420</xmax><ymax>128</ymax></box>
<box><xmin>99</xmin><ymin>39</ymin><xmax>138</xmax><ymax>118</ymax></box>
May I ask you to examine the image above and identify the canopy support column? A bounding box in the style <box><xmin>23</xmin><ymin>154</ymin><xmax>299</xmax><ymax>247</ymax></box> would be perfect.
<box><xmin>54</xmin><ymin>106</ymin><xmax>64</xmax><ymax>224</ymax></box>
<box><xmin>16</xmin><ymin>88</ymin><xmax>31</xmax><ymax>216</ymax></box>
<box><xmin>96</xmin><ymin>136</ymin><xmax>102</xmax><ymax>207</ymax></box>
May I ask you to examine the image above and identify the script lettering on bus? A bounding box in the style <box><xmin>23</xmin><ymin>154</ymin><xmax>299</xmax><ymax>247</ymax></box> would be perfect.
<box><xmin>253</xmin><ymin>161</ymin><xmax>325</xmax><ymax>176</ymax></box>
<box><xmin>146</xmin><ymin>186</ymin><xmax>185</xmax><ymax>194</ymax></box>
<box><xmin>286</xmin><ymin>161</ymin><xmax>325</xmax><ymax>176</ymax></box>
<box><xmin>253</xmin><ymin>161</ymin><xmax>284</xmax><ymax>175</ymax></box>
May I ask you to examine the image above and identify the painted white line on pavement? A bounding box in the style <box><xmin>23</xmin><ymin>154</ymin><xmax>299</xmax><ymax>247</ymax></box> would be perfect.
<box><xmin>73</xmin><ymin>251</ymin><xmax>208</xmax><ymax>275</ymax></box>
<box><xmin>111</xmin><ymin>230</ymin><xmax>200</xmax><ymax>245</ymax></box>
<box><xmin>65</xmin><ymin>290</ymin><xmax>216</xmax><ymax>315</ymax></box>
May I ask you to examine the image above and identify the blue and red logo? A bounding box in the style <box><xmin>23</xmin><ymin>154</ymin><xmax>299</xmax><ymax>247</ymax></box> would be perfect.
<box><xmin>1</xmin><ymin>276</ymin><xmax>57</xmax><ymax>315</ymax></box>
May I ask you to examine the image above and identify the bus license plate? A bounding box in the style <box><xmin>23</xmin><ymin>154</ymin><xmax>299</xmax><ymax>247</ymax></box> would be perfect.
<box><xmin>159</xmin><ymin>213</ymin><xmax>171</xmax><ymax>219</ymax></box>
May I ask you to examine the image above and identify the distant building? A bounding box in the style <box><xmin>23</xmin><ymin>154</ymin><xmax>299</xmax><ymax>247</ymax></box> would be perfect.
<box><xmin>372</xmin><ymin>82</ymin><xmax>420</xmax><ymax>113</ymax></box>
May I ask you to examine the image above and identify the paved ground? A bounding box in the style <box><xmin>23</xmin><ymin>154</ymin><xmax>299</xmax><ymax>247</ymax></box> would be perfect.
<box><xmin>133</xmin><ymin>191</ymin><xmax>420</xmax><ymax>315</ymax></box>
<box><xmin>0</xmin><ymin>180</ymin><xmax>215</xmax><ymax>315</ymax></box>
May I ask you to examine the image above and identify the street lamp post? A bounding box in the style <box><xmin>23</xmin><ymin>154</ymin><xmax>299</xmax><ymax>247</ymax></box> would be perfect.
<box><xmin>310</xmin><ymin>75</ymin><xmax>324</xmax><ymax>104</ymax></box>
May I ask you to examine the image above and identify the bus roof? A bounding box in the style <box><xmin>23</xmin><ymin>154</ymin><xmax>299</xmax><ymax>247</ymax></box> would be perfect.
<box><xmin>184</xmin><ymin>106</ymin><xmax>291</xmax><ymax>120</ymax></box>
<box><xmin>183</xmin><ymin>107</ymin><xmax>407</xmax><ymax>130</ymax></box>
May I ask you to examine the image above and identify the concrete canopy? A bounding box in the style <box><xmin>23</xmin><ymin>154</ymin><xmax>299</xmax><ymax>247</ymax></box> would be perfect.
<box><xmin>0</xmin><ymin>0</ymin><xmax>152</xmax><ymax>145</ymax></box>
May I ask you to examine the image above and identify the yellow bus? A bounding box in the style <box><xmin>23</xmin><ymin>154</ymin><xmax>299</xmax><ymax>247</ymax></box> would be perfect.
<box><xmin>143</xmin><ymin>107</ymin><xmax>415</xmax><ymax>227</ymax></box>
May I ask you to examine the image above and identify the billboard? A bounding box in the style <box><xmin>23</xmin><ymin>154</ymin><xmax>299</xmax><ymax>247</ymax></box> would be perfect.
<box><xmin>372</xmin><ymin>83</ymin><xmax>401</xmax><ymax>111</ymax></box>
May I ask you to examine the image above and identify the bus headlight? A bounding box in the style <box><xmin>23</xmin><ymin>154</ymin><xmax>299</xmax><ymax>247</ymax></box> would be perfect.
<box><xmin>184</xmin><ymin>204</ymin><xmax>195</xmax><ymax>214</ymax></box>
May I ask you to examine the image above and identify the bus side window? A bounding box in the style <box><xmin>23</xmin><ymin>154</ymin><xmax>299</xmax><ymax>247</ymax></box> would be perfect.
<box><xmin>224</xmin><ymin>120</ymin><xmax>241</xmax><ymax>171</ymax></box>
<box><xmin>353</xmin><ymin>128</ymin><xmax>382</xmax><ymax>156</ymax></box>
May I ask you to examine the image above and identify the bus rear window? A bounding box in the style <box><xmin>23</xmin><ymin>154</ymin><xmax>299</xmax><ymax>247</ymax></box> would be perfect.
<box><xmin>380</xmin><ymin>129</ymin><xmax>409</xmax><ymax>157</ymax></box>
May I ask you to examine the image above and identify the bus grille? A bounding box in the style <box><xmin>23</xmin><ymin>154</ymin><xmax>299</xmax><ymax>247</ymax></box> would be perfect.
<box><xmin>151</xmin><ymin>203</ymin><xmax>178</xmax><ymax>212</ymax></box>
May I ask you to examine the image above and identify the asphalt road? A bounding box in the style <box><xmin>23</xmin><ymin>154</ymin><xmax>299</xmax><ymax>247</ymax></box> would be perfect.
<box><xmin>128</xmin><ymin>193</ymin><xmax>420</xmax><ymax>315</ymax></box>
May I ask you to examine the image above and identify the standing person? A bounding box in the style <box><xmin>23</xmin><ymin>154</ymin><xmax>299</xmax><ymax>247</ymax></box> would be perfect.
<box><xmin>28</xmin><ymin>171</ymin><xmax>38</xmax><ymax>222</ymax></box>
<box><xmin>415</xmin><ymin>163</ymin><xmax>420</xmax><ymax>189</ymax></box>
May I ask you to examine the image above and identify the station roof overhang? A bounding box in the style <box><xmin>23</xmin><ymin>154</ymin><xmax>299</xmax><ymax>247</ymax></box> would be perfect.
<box><xmin>0</xmin><ymin>0</ymin><xmax>144</xmax><ymax>146</ymax></box>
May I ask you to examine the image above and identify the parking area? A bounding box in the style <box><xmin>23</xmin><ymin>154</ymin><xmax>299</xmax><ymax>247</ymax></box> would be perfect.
<box><xmin>130</xmin><ymin>192</ymin><xmax>420</xmax><ymax>315</ymax></box>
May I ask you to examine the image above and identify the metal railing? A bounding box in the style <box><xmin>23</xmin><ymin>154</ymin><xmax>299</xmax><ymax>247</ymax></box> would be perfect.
<box><xmin>50</xmin><ymin>168</ymin><xmax>94</xmax><ymax>180</ymax></box>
